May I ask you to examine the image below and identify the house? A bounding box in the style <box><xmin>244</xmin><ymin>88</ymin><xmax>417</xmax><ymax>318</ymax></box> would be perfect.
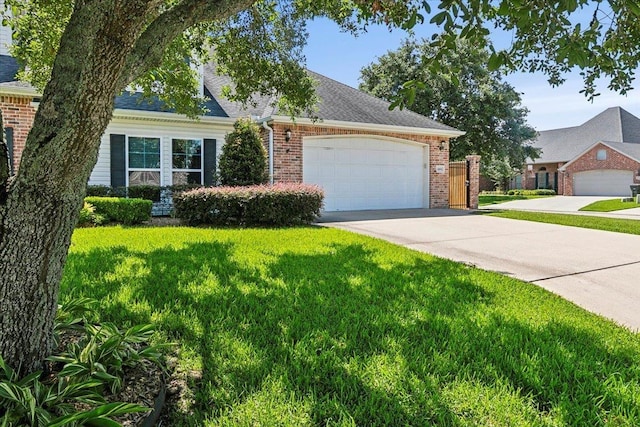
<box><xmin>1</xmin><ymin>32</ymin><xmax>477</xmax><ymax>211</ymax></box>
<box><xmin>521</xmin><ymin>107</ymin><xmax>640</xmax><ymax>196</ymax></box>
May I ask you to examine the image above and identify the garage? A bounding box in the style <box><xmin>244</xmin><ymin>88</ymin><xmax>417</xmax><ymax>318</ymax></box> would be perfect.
<box><xmin>573</xmin><ymin>169</ymin><xmax>634</xmax><ymax>196</ymax></box>
<box><xmin>303</xmin><ymin>136</ymin><xmax>428</xmax><ymax>211</ymax></box>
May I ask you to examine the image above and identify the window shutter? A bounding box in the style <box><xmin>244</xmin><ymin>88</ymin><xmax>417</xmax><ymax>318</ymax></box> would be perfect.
<box><xmin>110</xmin><ymin>134</ymin><xmax>126</xmax><ymax>187</ymax></box>
<box><xmin>5</xmin><ymin>127</ymin><xmax>13</xmax><ymax>174</ymax></box>
<box><xmin>203</xmin><ymin>138</ymin><xmax>216</xmax><ymax>186</ymax></box>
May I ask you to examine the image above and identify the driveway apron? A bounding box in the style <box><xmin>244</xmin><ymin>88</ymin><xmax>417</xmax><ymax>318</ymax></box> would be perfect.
<box><xmin>320</xmin><ymin>211</ymin><xmax>640</xmax><ymax>331</ymax></box>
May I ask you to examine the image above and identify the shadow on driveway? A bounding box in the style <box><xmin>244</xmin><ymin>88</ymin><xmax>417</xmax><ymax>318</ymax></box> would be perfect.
<box><xmin>317</xmin><ymin>208</ymin><xmax>474</xmax><ymax>223</ymax></box>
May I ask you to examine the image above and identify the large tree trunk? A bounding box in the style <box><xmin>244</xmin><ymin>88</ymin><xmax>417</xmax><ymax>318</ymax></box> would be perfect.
<box><xmin>0</xmin><ymin>1</ymin><xmax>151</xmax><ymax>375</ymax></box>
<box><xmin>0</xmin><ymin>0</ymin><xmax>256</xmax><ymax>375</ymax></box>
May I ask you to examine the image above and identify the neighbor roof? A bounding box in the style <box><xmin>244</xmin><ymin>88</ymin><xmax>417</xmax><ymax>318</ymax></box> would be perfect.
<box><xmin>531</xmin><ymin>107</ymin><xmax>640</xmax><ymax>164</ymax></box>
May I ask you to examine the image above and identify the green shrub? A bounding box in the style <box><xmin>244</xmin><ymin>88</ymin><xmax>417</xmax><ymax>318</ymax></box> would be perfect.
<box><xmin>174</xmin><ymin>184</ymin><xmax>324</xmax><ymax>226</ymax></box>
<box><xmin>85</xmin><ymin>185</ymin><xmax>113</xmax><ymax>197</ymax></box>
<box><xmin>77</xmin><ymin>202</ymin><xmax>107</xmax><ymax>227</ymax></box>
<box><xmin>506</xmin><ymin>189</ymin><xmax>556</xmax><ymax>196</ymax></box>
<box><xmin>127</xmin><ymin>185</ymin><xmax>161</xmax><ymax>202</ymax></box>
<box><xmin>218</xmin><ymin>118</ymin><xmax>268</xmax><ymax>186</ymax></box>
<box><xmin>84</xmin><ymin>197</ymin><xmax>152</xmax><ymax>225</ymax></box>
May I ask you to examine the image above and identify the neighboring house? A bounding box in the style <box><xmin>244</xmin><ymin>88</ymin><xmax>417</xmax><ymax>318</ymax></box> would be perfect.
<box><xmin>1</xmin><ymin>13</ymin><xmax>480</xmax><ymax>212</ymax></box>
<box><xmin>520</xmin><ymin>107</ymin><xmax>640</xmax><ymax>196</ymax></box>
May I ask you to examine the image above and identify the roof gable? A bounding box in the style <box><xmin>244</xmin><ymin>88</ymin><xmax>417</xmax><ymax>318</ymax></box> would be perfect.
<box><xmin>531</xmin><ymin>107</ymin><xmax>640</xmax><ymax>164</ymax></box>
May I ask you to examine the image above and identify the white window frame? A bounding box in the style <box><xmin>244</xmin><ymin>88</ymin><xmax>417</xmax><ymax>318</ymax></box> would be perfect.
<box><xmin>126</xmin><ymin>135</ymin><xmax>162</xmax><ymax>187</ymax></box>
<box><xmin>171</xmin><ymin>137</ymin><xmax>204</xmax><ymax>185</ymax></box>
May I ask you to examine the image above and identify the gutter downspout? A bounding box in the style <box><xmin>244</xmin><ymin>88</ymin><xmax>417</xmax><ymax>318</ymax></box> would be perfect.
<box><xmin>262</xmin><ymin>121</ymin><xmax>274</xmax><ymax>184</ymax></box>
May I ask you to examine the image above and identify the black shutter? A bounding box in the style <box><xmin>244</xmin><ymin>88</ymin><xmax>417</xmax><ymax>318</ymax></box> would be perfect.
<box><xmin>110</xmin><ymin>134</ymin><xmax>126</xmax><ymax>187</ymax></box>
<box><xmin>5</xmin><ymin>127</ymin><xmax>14</xmax><ymax>174</ymax></box>
<box><xmin>203</xmin><ymin>138</ymin><xmax>216</xmax><ymax>186</ymax></box>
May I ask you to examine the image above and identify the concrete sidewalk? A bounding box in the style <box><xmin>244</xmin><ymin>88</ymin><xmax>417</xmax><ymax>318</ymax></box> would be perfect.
<box><xmin>320</xmin><ymin>211</ymin><xmax>640</xmax><ymax>331</ymax></box>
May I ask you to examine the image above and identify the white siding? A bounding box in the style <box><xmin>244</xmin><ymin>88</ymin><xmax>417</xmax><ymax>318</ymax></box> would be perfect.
<box><xmin>88</xmin><ymin>115</ymin><xmax>232</xmax><ymax>186</ymax></box>
<box><xmin>0</xmin><ymin>1</ymin><xmax>12</xmax><ymax>56</ymax></box>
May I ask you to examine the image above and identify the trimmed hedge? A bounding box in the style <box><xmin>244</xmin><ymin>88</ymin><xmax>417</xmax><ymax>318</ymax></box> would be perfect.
<box><xmin>86</xmin><ymin>185</ymin><xmax>199</xmax><ymax>201</ymax></box>
<box><xmin>507</xmin><ymin>189</ymin><xmax>556</xmax><ymax>196</ymax></box>
<box><xmin>84</xmin><ymin>197</ymin><xmax>152</xmax><ymax>225</ymax></box>
<box><xmin>174</xmin><ymin>184</ymin><xmax>324</xmax><ymax>226</ymax></box>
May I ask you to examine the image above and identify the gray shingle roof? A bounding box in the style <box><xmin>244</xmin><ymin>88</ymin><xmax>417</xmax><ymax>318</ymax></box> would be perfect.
<box><xmin>2</xmin><ymin>54</ymin><xmax>458</xmax><ymax>132</ymax></box>
<box><xmin>203</xmin><ymin>65</ymin><xmax>460</xmax><ymax>132</ymax></box>
<box><xmin>531</xmin><ymin>107</ymin><xmax>640</xmax><ymax>164</ymax></box>
<box><xmin>114</xmin><ymin>87</ymin><xmax>228</xmax><ymax>117</ymax></box>
<box><xmin>604</xmin><ymin>141</ymin><xmax>640</xmax><ymax>162</ymax></box>
<box><xmin>0</xmin><ymin>54</ymin><xmax>20</xmax><ymax>83</ymax></box>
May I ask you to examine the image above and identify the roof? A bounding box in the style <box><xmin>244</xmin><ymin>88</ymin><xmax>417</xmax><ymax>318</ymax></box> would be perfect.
<box><xmin>0</xmin><ymin>54</ymin><xmax>20</xmax><ymax>83</ymax></box>
<box><xmin>203</xmin><ymin>65</ymin><xmax>459</xmax><ymax>132</ymax></box>
<box><xmin>531</xmin><ymin>107</ymin><xmax>640</xmax><ymax>164</ymax></box>
<box><xmin>1</xmin><ymin>53</ymin><xmax>459</xmax><ymax>133</ymax></box>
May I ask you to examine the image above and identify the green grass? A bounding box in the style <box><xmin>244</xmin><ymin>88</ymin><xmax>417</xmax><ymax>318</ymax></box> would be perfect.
<box><xmin>489</xmin><ymin>210</ymin><xmax>640</xmax><ymax>235</ymax></box>
<box><xmin>61</xmin><ymin>226</ymin><xmax>640</xmax><ymax>426</ymax></box>
<box><xmin>479</xmin><ymin>195</ymin><xmax>548</xmax><ymax>206</ymax></box>
<box><xmin>579</xmin><ymin>198</ymin><xmax>640</xmax><ymax>212</ymax></box>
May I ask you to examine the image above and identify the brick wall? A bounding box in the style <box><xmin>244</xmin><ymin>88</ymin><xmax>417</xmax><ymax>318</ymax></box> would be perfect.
<box><xmin>562</xmin><ymin>143</ymin><xmax>640</xmax><ymax>195</ymax></box>
<box><xmin>262</xmin><ymin>122</ymin><xmax>452</xmax><ymax>208</ymax></box>
<box><xmin>466</xmin><ymin>155</ymin><xmax>481</xmax><ymax>209</ymax></box>
<box><xmin>0</xmin><ymin>95</ymin><xmax>36</xmax><ymax>172</ymax></box>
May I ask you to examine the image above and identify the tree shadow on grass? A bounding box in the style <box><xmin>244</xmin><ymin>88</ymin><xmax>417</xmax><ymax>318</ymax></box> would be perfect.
<box><xmin>61</xmin><ymin>237</ymin><xmax>640</xmax><ymax>425</ymax></box>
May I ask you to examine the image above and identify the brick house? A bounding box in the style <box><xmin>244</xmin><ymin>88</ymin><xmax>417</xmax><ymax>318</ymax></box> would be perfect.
<box><xmin>1</xmin><ymin>51</ymin><xmax>477</xmax><ymax>211</ymax></box>
<box><xmin>517</xmin><ymin>107</ymin><xmax>640</xmax><ymax>196</ymax></box>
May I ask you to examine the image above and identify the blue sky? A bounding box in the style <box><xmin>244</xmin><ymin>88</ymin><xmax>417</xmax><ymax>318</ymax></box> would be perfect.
<box><xmin>303</xmin><ymin>18</ymin><xmax>640</xmax><ymax>131</ymax></box>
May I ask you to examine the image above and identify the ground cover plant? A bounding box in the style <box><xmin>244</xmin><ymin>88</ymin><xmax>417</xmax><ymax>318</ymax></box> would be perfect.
<box><xmin>488</xmin><ymin>210</ymin><xmax>640</xmax><ymax>236</ymax></box>
<box><xmin>479</xmin><ymin>194</ymin><xmax>549</xmax><ymax>206</ymax></box>
<box><xmin>60</xmin><ymin>227</ymin><xmax>640</xmax><ymax>425</ymax></box>
<box><xmin>579</xmin><ymin>198</ymin><xmax>640</xmax><ymax>212</ymax></box>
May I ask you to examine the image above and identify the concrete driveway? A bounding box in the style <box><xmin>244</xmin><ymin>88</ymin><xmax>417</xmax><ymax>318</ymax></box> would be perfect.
<box><xmin>319</xmin><ymin>209</ymin><xmax>640</xmax><ymax>331</ymax></box>
<box><xmin>480</xmin><ymin>195</ymin><xmax>640</xmax><ymax>218</ymax></box>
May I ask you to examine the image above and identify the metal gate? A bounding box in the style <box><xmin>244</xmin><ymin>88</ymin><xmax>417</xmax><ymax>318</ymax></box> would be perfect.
<box><xmin>449</xmin><ymin>160</ymin><xmax>470</xmax><ymax>209</ymax></box>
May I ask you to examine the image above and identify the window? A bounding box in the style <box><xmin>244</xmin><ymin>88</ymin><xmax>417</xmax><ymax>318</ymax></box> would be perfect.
<box><xmin>128</xmin><ymin>136</ymin><xmax>161</xmax><ymax>186</ymax></box>
<box><xmin>596</xmin><ymin>149</ymin><xmax>607</xmax><ymax>161</ymax></box>
<box><xmin>172</xmin><ymin>138</ymin><xmax>203</xmax><ymax>185</ymax></box>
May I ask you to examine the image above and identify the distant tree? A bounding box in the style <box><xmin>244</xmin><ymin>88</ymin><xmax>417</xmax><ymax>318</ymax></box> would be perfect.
<box><xmin>482</xmin><ymin>157</ymin><xmax>519</xmax><ymax>192</ymax></box>
<box><xmin>360</xmin><ymin>38</ymin><xmax>538</xmax><ymax>166</ymax></box>
<box><xmin>218</xmin><ymin>118</ymin><xmax>268</xmax><ymax>186</ymax></box>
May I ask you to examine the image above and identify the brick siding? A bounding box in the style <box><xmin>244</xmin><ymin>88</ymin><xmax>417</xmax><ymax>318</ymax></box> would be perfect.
<box><xmin>562</xmin><ymin>143</ymin><xmax>640</xmax><ymax>195</ymax></box>
<box><xmin>261</xmin><ymin>121</ymin><xmax>456</xmax><ymax>208</ymax></box>
<box><xmin>0</xmin><ymin>95</ymin><xmax>36</xmax><ymax>172</ymax></box>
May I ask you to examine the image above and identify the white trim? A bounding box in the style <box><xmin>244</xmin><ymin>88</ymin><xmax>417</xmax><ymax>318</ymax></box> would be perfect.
<box><xmin>559</xmin><ymin>141</ymin><xmax>640</xmax><ymax>171</ymax></box>
<box><xmin>170</xmin><ymin>137</ymin><xmax>204</xmax><ymax>185</ymax></box>
<box><xmin>126</xmin><ymin>135</ymin><xmax>162</xmax><ymax>186</ymax></box>
<box><xmin>259</xmin><ymin>115</ymin><xmax>465</xmax><ymax>138</ymax></box>
<box><xmin>303</xmin><ymin>133</ymin><xmax>430</xmax><ymax>148</ymax></box>
<box><xmin>0</xmin><ymin>85</ymin><xmax>39</xmax><ymax>97</ymax></box>
<box><xmin>113</xmin><ymin>108</ymin><xmax>237</xmax><ymax>125</ymax></box>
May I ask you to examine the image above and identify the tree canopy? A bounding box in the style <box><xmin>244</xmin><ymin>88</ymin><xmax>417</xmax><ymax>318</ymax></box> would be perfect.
<box><xmin>360</xmin><ymin>38</ymin><xmax>538</xmax><ymax>166</ymax></box>
<box><xmin>1</xmin><ymin>0</ymin><xmax>640</xmax><ymax>375</ymax></box>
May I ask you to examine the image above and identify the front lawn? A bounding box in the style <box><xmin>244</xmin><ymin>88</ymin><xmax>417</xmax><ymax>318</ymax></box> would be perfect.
<box><xmin>579</xmin><ymin>198</ymin><xmax>640</xmax><ymax>212</ymax></box>
<box><xmin>489</xmin><ymin>210</ymin><xmax>640</xmax><ymax>235</ymax></box>
<box><xmin>62</xmin><ymin>227</ymin><xmax>640</xmax><ymax>425</ymax></box>
<box><xmin>479</xmin><ymin>194</ymin><xmax>549</xmax><ymax>206</ymax></box>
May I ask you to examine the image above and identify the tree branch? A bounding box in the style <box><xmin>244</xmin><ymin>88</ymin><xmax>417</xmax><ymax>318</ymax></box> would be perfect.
<box><xmin>0</xmin><ymin>110</ymin><xmax>9</xmax><ymax>203</ymax></box>
<box><xmin>119</xmin><ymin>0</ymin><xmax>258</xmax><ymax>88</ymax></box>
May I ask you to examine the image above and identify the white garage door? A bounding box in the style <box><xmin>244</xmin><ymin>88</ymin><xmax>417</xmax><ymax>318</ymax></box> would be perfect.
<box><xmin>303</xmin><ymin>137</ymin><xmax>428</xmax><ymax>211</ymax></box>
<box><xmin>573</xmin><ymin>169</ymin><xmax>634</xmax><ymax>196</ymax></box>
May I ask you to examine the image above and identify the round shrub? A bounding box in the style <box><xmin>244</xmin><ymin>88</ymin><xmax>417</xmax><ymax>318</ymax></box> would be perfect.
<box><xmin>218</xmin><ymin>118</ymin><xmax>268</xmax><ymax>186</ymax></box>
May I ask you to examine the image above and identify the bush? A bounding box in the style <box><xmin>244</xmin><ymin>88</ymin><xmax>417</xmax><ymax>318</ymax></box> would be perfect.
<box><xmin>77</xmin><ymin>202</ymin><xmax>107</xmax><ymax>227</ymax></box>
<box><xmin>506</xmin><ymin>189</ymin><xmax>556</xmax><ymax>196</ymax></box>
<box><xmin>218</xmin><ymin>118</ymin><xmax>268</xmax><ymax>186</ymax></box>
<box><xmin>84</xmin><ymin>197</ymin><xmax>152</xmax><ymax>225</ymax></box>
<box><xmin>174</xmin><ymin>184</ymin><xmax>324</xmax><ymax>226</ymax></box>
<box><xmin>86</xmin><ymin>185</ymin><xmax>127</xmax><ymax>198</ymax></box>
<box><xmin>127</xmin><ymin>185</ymin><xmax>161</xmax><ymax>202</ymax></box>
